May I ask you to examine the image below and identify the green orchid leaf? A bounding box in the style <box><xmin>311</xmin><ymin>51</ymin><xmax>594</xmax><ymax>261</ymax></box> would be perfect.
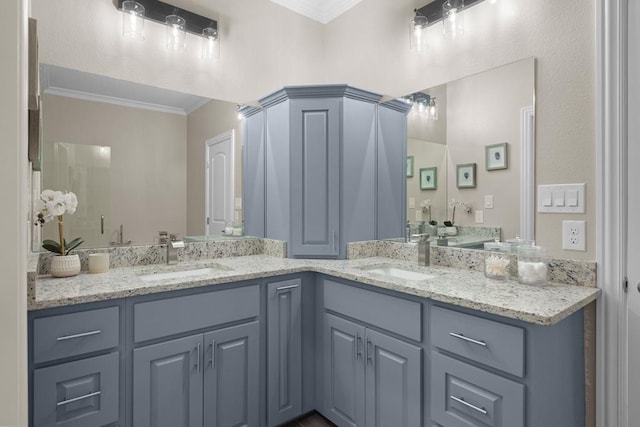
<box><xmin>42</xmin><ymin>243</ymin><xmax>63</xmax><ymax>254</ymax></box>
<box><xmin>65</xmin><ymin>238</ymin><xmax>84</xmax><ymax>254</ymax></box>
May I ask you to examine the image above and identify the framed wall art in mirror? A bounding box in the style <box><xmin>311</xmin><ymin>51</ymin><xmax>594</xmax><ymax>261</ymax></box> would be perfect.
<box><xmin>420</xmin><ymin>167</ymin><xmax>437</xmax><ymax>190</ymax></box>
<box><xmin>486</xmin><ymin>142</ymin><xmax>508</xmax><ymax>171</ymax></box>
<box><xmin>456</xmin><ymin>163</ymin><xmax>476</xmax><ymax>188</ymax></box>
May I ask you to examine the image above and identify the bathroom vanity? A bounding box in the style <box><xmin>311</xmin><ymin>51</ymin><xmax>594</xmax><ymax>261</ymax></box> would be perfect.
<box><xmin>27</xmin><ymin>254</ymin><xmax>598</xmax><ymax>427</ymax></box>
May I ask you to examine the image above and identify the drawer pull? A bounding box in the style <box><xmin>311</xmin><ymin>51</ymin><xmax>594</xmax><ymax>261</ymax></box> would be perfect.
<box><xmin>56</xmin><ymin>330</ymin><xmax>102</xmax><ymax>341</ymax></box>
<box><xmin>449</xmin><ymin>395</ymin><xmax>488</xmax><ymax>415</ymax></box>
<box><xmin>449</xmin><ymin>332</ymin><xmax>487</xmax><ymax>347</ymax></box>
<box><xmin>276</xmin><ymin>284</ymin><xmax>299</xmax><ymax>292</ymax></box>
<box><xmin>56</xmin><ymin>391</ymin><xmax>101</xmax><ymax>406</ymax></box>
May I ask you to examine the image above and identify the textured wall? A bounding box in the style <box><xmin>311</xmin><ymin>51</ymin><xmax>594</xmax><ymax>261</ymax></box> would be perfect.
<box><xmin>30</xmin><ymin>0</ymin><xmax>327</xmax><ymax>104</ymax></box>
<box><xmin>325</xmin><ymin>0</ymin><xmax>595</xmax><ymax>259</ymax></box>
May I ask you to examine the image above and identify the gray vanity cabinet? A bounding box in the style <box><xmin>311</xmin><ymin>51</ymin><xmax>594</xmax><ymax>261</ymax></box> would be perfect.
<box><xmin>29</xmin><ymin>302</ymin><xmax>124</xmax><ymax>427</ymax></box>
<box><xmin>266</xmin><ymin>278</ymin><xmax>303</xmax><ymax>426</ymax></box>
<box><xmin>132</xmin><ymin>334</ymin><xmax>204</xmax><ymax>427</ymax></box>
<box><xmin>321</xmin><ymin>277</ymin><xmax>423</xmax><ymax>427</ymax></box>
<box><xmin>243</xmin><ymin>85</ymin><xmax>411</xmax><ymax>258</ymax></box>
<box><xmin>203</xmin><ymin>322</ymin><xmax>260</xmax><ymax>427</ymax></box>
<box><xmin>289</xmin><ymin>98</ymin><xmax>341</xmax><ymax>257</ymax></box>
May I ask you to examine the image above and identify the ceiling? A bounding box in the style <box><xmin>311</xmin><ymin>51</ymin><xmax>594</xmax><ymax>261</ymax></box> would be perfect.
<box><xmin>269</xmin><ymin>0</ymin><xmax>362</xmax><ymax>24</ymax></box>
<box><xmin>40</xmin><ymin>64</ymin><xmax>211</xmax><ymax>115</ymax></box>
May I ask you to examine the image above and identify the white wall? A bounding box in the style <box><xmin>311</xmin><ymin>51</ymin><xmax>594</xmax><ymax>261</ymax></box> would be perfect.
<box><xmin>0</xmin><ymin>0</ymin><xmax>28</xmax><ymax>424</ymax></box>
<box><xmin>325</xmin><ymin>0</ymin><xmax>595</xmax><ymax>259</ymax></box>
<box><xmin>41</xmin><ymin>94</ymin><xmax>188</xmax><ymax>245</ymax></box>
<box><xmin>30</xmin><ymin>0</ymin><xmax>327</xmax><ymax>104</ymax></box>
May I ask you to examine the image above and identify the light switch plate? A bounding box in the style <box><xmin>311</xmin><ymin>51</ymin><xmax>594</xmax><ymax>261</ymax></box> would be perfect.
<box><xmin>538</xmin><ymin>184</ymin><xmax>585</xmax><ymax>213</ymax></box>
<box><xmin>409</xmin><ymin>197</ymin><xmax>415</xmax><ymax>209</ymax></box>
<box><xmin>475</xmin><ymin>210</ymin><xmax>484</xmax><ymax>224</ymax></box>
<box><xmin>415</xmin><ymin>210</ymin><xmax>422</xmax><ymax>221</ymax></box>
<box><xmin>484</xmin><ymin>195</ymin><xmax>494</xmax><ymax>209</ymax></box>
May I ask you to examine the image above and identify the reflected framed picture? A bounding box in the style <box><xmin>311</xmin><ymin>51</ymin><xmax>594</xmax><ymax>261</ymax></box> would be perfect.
<box><xmin>485</xmin><ymin>142</ymin><xmax>508</xmax><ymax>171</ymax></box>
<box><xmin>420</xmin><ymin>167</ymin><xmax>437</xmax><ymax>190</ymax></box>
<box><xmin>456</xmin><ymin>163</ymin><xmax>476</xmax><ymax>188</ymax></box>
<box><xmin>407</xmin><ymin>156</ymin><xmax>414</xmax><ymax>177</ymax></box>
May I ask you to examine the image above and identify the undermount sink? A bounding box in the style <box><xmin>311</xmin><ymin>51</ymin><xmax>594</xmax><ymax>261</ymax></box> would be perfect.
<box><xmin>137</xmin><ymin>263</ymin><xmax>229</xmax><ymax>282</ymax></box>
<box><xmin>359</xmin><ymin>265</ymin><xmax>436</xmax><ymax>281</ymax></box>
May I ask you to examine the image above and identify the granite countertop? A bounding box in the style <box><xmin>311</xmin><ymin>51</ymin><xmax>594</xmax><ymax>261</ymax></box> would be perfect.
<box><xmin>30</xmin><ymin>255</ymin><xmax>600</xmax><ymax>326</ymax></box>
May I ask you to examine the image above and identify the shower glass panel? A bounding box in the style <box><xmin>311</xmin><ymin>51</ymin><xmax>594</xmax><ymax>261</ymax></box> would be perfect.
<box><xmin>42</xmin><ymin>142</ymin><xmax>111</xmax><ymax>249</ymax></box>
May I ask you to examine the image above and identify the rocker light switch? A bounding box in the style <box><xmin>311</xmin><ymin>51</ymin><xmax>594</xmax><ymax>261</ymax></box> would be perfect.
<box><xmin>538</xmin><ymin>184</ymin><xmax>585</xmax><ymax>213</ymax></box>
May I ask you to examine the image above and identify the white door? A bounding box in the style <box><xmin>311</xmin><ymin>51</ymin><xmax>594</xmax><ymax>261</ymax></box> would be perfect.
<box><xmin>627</xmin><ymin>1</ymin><xmax>640</xmax><ymax>424</ymax></box>
<box><xmin>205</xmin><ymin>130</ymin><xmax>234</xmax><ymax>236</ymax></box>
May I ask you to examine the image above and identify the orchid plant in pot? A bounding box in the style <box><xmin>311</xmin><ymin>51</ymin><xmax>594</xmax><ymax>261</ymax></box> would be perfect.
<box><xmin>34</xmin><ymin>190</ymin><xmax>84</xmax><ymax>277</ymax></box>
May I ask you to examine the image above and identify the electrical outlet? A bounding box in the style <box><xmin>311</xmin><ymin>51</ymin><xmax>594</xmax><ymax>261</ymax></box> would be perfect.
<box><xmin>484</xmin><ymin>195</ymin><xmax>494</xmax><ymax>209</ymax></box>
<box><xmin>475</xmin><ymin>210</ymin><xmax>484</xmax><ymax>224</ymax></box>
<box><xmin>562</xmin><ymin>220</ymin><xmax>586</xmax><ymax>251</ymax></box>
<box><xmin>409</xmin><ymin>197</ymin><xmax>415</xmax><ymax>209</ymax></box>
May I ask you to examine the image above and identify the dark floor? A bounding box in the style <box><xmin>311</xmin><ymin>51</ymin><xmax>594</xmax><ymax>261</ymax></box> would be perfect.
<box><xmin>281</xmin><ymin>412</ymin><xmax>336</xmax><ymax>427</ymax></box>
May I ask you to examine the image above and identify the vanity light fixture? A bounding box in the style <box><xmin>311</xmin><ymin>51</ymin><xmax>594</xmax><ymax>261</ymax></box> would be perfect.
<box><xmin>412</xmin><ymin>0</ymin><xmax>483</xmax><ymax>43</ymax></box>
<box><xmin>410</xmin><ymin>11</ymin><xmax>429</xmax><ymax>54</ymax></box>
<box><xmin>404</xmin><ymin>93</ymin><xmax>437</xmax><ymax>119</ymax></box>
<box><xmin>122</xmin><ymin>0</ymin><xmax>145</xmax><ymax>39</ymax></box>
<box><xmin>236</xmin><ymin>105</ymin><xmax>244</xmax><ymax>120</ymax></box>
<box><xmin>115</xmin><ymin>1</ymin><xmax>219</xmax><ymax>58</ymax></box>
<box><xmin>165</xmin><ymin>12</ymin><xmax>186</xmax><ymax>51</ymax></box>
<box><xmin>201</xmin><ymin>24</ymin><xmax>220</xmax><ymax>61</ymax></box>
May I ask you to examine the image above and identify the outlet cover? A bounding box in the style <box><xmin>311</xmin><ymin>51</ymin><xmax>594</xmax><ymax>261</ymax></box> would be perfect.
<box><xmin>475</xmin><ymin>210</ymin><xmax>484</xmax><ymax>224</ymax></box>
<box><xmin>409</xmin><ymin>197</ymin><xmax>415</xmax><ymax>209</ymax></box>
<box><xmin>234</xmin><ymin>197</ymin><xmax>242</xmax><ymax>209</ymax></box>
<box><xmin>562</xmin><ymin>220</ymin><xmax>586</xmax><ymax>251</ymax></box>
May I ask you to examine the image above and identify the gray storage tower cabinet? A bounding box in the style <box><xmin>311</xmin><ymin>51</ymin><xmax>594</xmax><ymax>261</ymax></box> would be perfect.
<box><xmin>242</xmin><ymin>85</ymin><xmax>411</xmax><ymax>258</ymax></box>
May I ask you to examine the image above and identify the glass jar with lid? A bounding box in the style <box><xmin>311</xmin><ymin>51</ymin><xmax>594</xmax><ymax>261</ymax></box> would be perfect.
<box><xmin>483</xmin><ymin>241</ymin><xmax>511</xmax><ymax>280</ymax></box>
<box><xmin>517</xmin><ymin>245</ymin><xmax>548</xmax><ymax>286</ymax></box>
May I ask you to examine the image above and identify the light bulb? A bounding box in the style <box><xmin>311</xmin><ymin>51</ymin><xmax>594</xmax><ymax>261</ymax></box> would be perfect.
<box><xmin>410</xmin><ymin>14</ymin><xmax>428</xmax><ymax>53</ymax></box>
<box><xmin>165</xmin><ymin>14</ymin><xmax>186</xmax><ymax>51</ymax></box>
<box><xmin>443</xmin><ymin>0</ymin><xmax>464</xmax><ymax>39</ymax></box>
<box><xmin>201</xmin><ymin>26</ymin><xmax>220</xmax><ymax>61</ymax></box>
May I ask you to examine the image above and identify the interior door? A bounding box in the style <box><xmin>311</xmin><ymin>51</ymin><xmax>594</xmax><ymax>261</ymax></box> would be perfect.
<box><xmin>627</xmin><ymin>0</ymin><xmax>640</xmax><ymax>423</ymax></box>
<box><xmin>206</xmin><ymin>131</ymin><xmax>234</xmax><ymax>236</ymax></box>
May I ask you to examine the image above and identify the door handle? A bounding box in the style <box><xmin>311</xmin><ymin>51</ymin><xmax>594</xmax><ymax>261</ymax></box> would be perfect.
<box><xmin>195</xmin><ymin>343</ymin><xmax>201</xmax><ymax>372</ymax></box>
<box><xmin>356</xmin><ymin>334</ymin><xmax>363</xmax><ymax>360</ymax></box>
<box><xmin>101</xmin><ymin>215</ymin><xmax>104</xmax><ymax>234</ymax></box>
<box><xmin>637</xmin><ymin>282</ymin><xmax>640</xmax><ymax>293</ymax></box>
<box><xmin>210</xmin><ymin>339</ymin><xmax>216</xmax><ymax>368</ymax></box>
<box><xmin>366</xmin><ymin>338</ymin><xmax>374</xmax><ymax>365</ymax></box>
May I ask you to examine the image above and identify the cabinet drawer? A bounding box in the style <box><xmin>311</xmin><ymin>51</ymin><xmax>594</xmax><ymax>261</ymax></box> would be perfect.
<box><xmin>323</xmin><ymin>279</ymin><xmax>421</xmax><ymax>341</ymax></box>
<box><xmin>134</xmin><ymin>284</ymin><xmax>259</xmax><ymax>343</ymax></box>
<box><xmin>431</xmin><ymin>306</ymin><xmax>525</xmax><ymax>377</ymax></box>
<box><xmin>431</xmin><ymin>351</ymin><xmax>524</xmax><ymax>427</ymax></box>
<box><xmin>33</xmin><ymin>351</ymin><xmax>119</xmax><ymax>427</ymax></box>
<box><xmin>33</xmin><ymin>306</ymin><xmax>120</xmax><ymax>364</ymax></box>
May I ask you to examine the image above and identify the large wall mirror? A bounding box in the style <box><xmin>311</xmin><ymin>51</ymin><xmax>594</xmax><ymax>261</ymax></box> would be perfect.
<box><xmin>36</xmin><ymin>64</ymin><xmax>243</xmax><ymax>250</ymax></box>
<box><xmin>405</xmin><ymin>57</ymin><xmax>535</xmax><ymax>244</ymax></box>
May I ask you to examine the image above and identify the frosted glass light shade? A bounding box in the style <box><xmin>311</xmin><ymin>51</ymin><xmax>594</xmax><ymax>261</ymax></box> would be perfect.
<box><xmin>201</xmin><ymin>26</ymin><xmax>220</xmax><ymax>61</ymax></box>
<box><xmin>122</xmin><ymin>1</ymin><xmax>145</xmax><ymax>39</ymax></box>
<box><xmin>429</xmin><ymin>98</ymin><xmax>439</xmax><ymax>120</ymax></box>
<box><xmin>410</xmin><ymin>14</ymin><xmax>428</xmax><ymax>53</ymax></box>
<box><xmin>165</xmin><ymin>14</ymin><xmax>186</xmax><ymax>51</ymax></box>
<box><xmin>443</xmin><ymin>0</ymin><xmax>464</xmax><ymax>39</ymax></box>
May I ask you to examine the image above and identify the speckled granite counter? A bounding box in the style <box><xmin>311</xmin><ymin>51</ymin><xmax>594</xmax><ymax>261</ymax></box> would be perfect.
<box><xmin>29</xmin><ymin>255</ymin><xmax>600</xmax><ymax>326</ymax></box>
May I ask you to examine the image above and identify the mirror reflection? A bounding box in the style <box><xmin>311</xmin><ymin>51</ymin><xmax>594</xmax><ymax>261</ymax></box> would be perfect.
<box><xmin>38</xmin><ymin>64</ymin><xmax>243</xmax><ymax>249</ymax></box>
<box><xmin>405</xmin><ymin>57</ymin><xmax>535</xmax><ymax>244</ymax></box>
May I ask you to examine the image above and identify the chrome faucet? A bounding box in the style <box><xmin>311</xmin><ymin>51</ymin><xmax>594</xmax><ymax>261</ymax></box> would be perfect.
<box><xmin>412</xmin><ymin>234</ymin><xmax>431</xmax><ymax>266</ymax></box>
<box><xmin>166</xmin><ymin>235</ymin><xmax>185</xmax><ymax>265</ymax></box>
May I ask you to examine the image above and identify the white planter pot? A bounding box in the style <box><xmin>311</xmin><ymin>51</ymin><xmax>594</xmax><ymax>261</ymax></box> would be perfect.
<box><xmin>50</xmin><ymin>254</ymin><xmax>81</xmax><ymax>278</ymax></box>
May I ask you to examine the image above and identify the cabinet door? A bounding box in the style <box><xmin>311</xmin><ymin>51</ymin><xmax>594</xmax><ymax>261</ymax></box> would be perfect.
<box><xmin>132</xmin><ymin>334</ymin><xmax>203</xmax><ymax>427</ymax></box>
<box><xmin>203</xmin><ymin>321</ymin><xmax>260</xmax><ymax>427</ymax></box>
<box><xmin>243</xmin><ymin>111</ymin><xmax>266</xmax><ymax>237</ymax></box>
<box><xmin>323</xmin><ymin>313</ymin><xmax>365</xmax><ymax>427</ymax></box>
<box><xmin>290</xmin><ymin>98</ymin><xmax>341</xmax><ymax>257</ymax></box>
<box><xmin>377</xmin><ymin>106</ymin><xmax>407</xmax><ymax>240</ymax></box>
<box><xmin>364</xmin><ymin>329</ymin><xmax>422</xmax><ymax>427</ymax></box>
<box><xmin>267</xmin><ymin>279</ymin><xmax>302</xmax><ymax>426</ymax></box>
<box><xmin>33</xmin><ymin>352</ymin><xmax>119</xmax><ymax>427</ymax></box>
